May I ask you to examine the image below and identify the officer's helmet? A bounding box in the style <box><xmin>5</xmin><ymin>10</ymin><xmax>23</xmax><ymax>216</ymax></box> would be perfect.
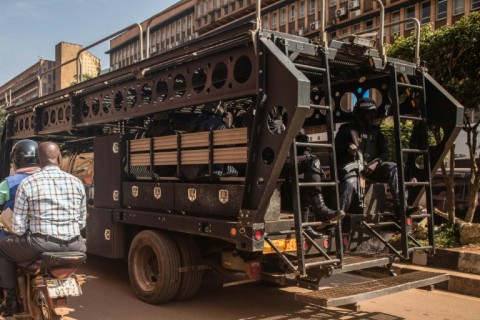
<box><xmin>354</xmin><ymin>98</ymin><xmax>377</xmax><ymax>123</ymax></box>
<box><xmin>10</xmin><ymin>139</ymin><xmax>39</xmax><ymax>169</ymax></box>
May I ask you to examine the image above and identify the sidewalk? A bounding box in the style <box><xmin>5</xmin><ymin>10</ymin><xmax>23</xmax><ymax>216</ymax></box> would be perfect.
<box><xmin>392</xmin><ymin>247</ymin><xmax>480</xmax><ymax>297</ymax></box>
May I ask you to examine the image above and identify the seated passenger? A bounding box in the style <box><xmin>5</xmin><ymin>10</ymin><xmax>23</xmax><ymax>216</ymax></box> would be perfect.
<box><xmin>334</xmin><ymin>98</ymin><xmax>422</xmax><ymax>219</ymax></box>
<box><xmin>285</xmin><ymin>129</ymin><xmax>345</xmax><ymax>238</ymax></box>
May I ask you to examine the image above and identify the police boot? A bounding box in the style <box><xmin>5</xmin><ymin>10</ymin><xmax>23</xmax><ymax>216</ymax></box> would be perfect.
<box><xmin>301</xmin><ymin>209</ymin><xmax>323</xmax><ymax>239</ymax></box>
<box><xmin>310</xmin><ymin>193</ymin><xmax>345</xmax><ymax>222</ymax></box>
<box><xmin>0</xmin><ymin>288</ymin><xmax>17</xmax><ymax>317</ymax></box>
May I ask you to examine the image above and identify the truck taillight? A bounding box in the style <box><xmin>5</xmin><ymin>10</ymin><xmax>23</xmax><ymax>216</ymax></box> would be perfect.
<box><xmin>254</xmin><ymin>230</ymin><xmax>263</xmax><ymax>241</ymax></box>
<box><xmin>323</xmin><ymin>239</ymin><xmax>329</xmax><ymax>248</ymax></box>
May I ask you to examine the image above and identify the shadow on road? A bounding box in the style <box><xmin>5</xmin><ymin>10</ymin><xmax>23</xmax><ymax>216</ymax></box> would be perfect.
<box><xmin>71</xmin><ymin>255</ymin><xmax>404</xmax><ymax>320</ymax></box>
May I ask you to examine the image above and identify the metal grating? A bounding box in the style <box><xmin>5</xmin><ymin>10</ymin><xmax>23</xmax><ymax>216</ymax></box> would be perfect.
<box><xmin>296</xmin><ymin>271</ymin><xmax>449</xmax><ymax>307</ymax></box>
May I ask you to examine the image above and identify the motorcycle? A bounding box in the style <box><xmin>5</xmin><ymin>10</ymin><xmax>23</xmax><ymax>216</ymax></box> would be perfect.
<box><xmin>14</xmin><ymin>252</ymin><xmax>86</xmax><ymax>320</ymax></box>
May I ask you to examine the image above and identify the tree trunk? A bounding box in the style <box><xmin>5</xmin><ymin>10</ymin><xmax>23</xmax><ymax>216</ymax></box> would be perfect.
<box><xmin>463</xmin><ymin>118</ymin><xmax>480</xmax><ymax>223</ymax></box>
<box><xmin>441</xmin><ymin>146</ymin><xmax>456</xmax><ymax>225</ymax></box>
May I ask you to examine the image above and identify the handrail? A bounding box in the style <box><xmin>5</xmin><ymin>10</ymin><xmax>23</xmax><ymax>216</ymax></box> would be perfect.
<box><xmin>372</xmin><ymin>0</ymin><xmax>386</xmax><ymax>63</ymax></box>
<box><xmin>77</xmin><ymin>23</ymin><xmax>143</xmax><ymax>83</ymax></box>
<box><xmin>320</xmin><ymin>0</ymin><xmax>327</xmax><ymax>47</ymax></box>
<box><xmin>256</xmin><ymin>0</ymin><xmax>262</xmax><ymax>32</ymax></box>
<box><xmin>2</xmin><ymin>23</ymin><xmax>144</xmax><ymax>104</ymax></box>
<box><xmin>338</xmin><ymin>18</ymin><xmax>421</xmax><ymax>67</ymax></box>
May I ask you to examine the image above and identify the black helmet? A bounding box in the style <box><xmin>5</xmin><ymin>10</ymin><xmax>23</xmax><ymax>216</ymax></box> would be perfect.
<box><xmin>354</xmin><ymin>98</ymin><xmax>377</xmax><ymax>123</ymax></box>
<box><xmin>10</xmin><ymin>139</ymin><xmax>39</xmax><ymax>169</ymax></box>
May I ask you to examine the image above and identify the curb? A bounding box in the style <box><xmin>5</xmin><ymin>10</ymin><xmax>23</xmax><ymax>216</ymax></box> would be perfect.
<box><xmin>412</xmin><ymin>249</ymin><xmax>480</xmax><ymax>275</ymax></box>
<box><xmin>391</xmin><ymin>262</ymin><xmax>480</xmax><ymax>297</ymax></box>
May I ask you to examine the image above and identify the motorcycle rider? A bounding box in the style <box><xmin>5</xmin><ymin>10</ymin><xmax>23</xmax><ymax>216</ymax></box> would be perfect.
<box><xmin>335</xmin><ymin>97</ymin><xmax>421</xmax><ymax>219</ymax></box>
<box><xmin>0</xmin><ymin>140</ymin><xmax>41</xmax><ymax>238</ymax></box>
<box><xmin>0</xmin><ymin>141</ymin><xmax>86</xmax><ymax>317</ymax></box>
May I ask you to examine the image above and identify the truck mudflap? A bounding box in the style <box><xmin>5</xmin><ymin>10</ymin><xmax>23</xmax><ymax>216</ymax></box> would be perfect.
<box><xmin>295</xmin><ymin>271</ymin><xmax>449</xmax><ymax>308</ymax></box>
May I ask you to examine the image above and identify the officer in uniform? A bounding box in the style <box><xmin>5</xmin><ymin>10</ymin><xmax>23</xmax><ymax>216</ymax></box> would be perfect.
<box><xmin>335</xmin><ymin>98</ymin><xmax>421</xmax><ymax>218</ymax></box>
<box><xmin>293</xmin><ymin>130</ymin><xmax>345</xmax><ymax>238</ymax></box>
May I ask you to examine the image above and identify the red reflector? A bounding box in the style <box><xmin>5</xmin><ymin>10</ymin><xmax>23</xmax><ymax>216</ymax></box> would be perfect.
<box><xmin>323</xmin><ymin>239</ymin><xmax>329</xmax><ymax>248</ymax></box>
<box><xmin>254</xmin><ymin>230</ymin><xmax>263</xmax><ymax>241</ymax></box>
<box><xmin>343</xmin><ymin>237</ymin><xmax>349</xmax><ymax>246</ymax></box>
<box><xmin>407</xmin><ymin>218</ymin><xmax>412</xmax><ymax>225</ymax></box>
<box><xmin>303</xmin><ymin>241</ymin><xmax>309</xmax><ymax>250</ymax></box>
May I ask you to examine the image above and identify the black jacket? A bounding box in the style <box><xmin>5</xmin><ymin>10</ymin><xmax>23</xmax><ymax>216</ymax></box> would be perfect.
<box><xmin>335</xmin><ymin>122</ymin><xmax>389</xmax><ymax>168</ymax></box>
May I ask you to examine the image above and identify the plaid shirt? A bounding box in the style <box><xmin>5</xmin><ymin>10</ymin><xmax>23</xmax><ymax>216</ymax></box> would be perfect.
<box><xmin>13</xmin><ymin>165</ymin><xmax>87</xmax><ymax>240</ymax></box>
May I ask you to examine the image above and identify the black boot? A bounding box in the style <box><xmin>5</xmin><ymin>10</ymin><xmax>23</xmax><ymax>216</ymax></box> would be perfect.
<box><xmin>0</xmin><ymin>288</ymin><xmax>17</xmax><ymax>317</ymax></box>
<box><xmin>301</xmin><ymin>209</ymin><xmax>323</xmax><ymax>239</ymax></box>
<box><xmin>310</xmin><ymin>194</ymin><xmax>345</xmax><ymax>222</ymax></box>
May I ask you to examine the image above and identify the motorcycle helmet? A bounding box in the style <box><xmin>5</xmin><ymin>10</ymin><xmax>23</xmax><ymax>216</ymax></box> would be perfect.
<box><xmin>10</xmin><ymin>139</ymin><xmax>39</xmax><ymax>169</ymax></box>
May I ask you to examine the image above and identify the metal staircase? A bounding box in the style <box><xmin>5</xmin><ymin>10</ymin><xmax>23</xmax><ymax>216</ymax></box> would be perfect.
<box><xmin>264</xmin><ymin>48</ymin><xmax>344</xmax><ymax>286</ymax></box>
<box><xmin>361</xmin><ymin>64</ymin><xmax>435</xmax><ymax>260</ymax></box>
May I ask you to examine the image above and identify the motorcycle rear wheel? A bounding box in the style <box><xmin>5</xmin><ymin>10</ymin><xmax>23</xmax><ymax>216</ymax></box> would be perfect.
<box><xmin>30</xmin><ymin>287</ymin><xmax>61</xmax><ymax>320</ymax></box>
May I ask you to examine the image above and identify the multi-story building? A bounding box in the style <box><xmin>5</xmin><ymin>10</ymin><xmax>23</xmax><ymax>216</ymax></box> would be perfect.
<box><xmin>0</xmin><ymin>59</ymin><xmax>56</xmax><ymax>108</ymax></box>
<box><xmin>0</xmin><ymin>43</ymin><xmax>100</xmax><ymax>108</ymax></box>
<box><xmin>55</xmin><ymin>42</ymin><xmax>101</xmax><ymax>90</ymax></box>
<box><xmin>108</xmin><ymin>0</ymin><xmax>479</xmax><ymax>71</ymax></box>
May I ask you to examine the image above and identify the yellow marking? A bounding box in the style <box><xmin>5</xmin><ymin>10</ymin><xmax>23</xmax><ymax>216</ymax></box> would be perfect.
<box><xmin>263</xmin><ymin>239</ymin><xmax>297</xmax><ymax>254</ymax></box>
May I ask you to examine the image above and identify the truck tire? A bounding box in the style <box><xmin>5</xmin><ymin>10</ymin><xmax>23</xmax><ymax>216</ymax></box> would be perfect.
<box><xmin>128</xmin><ymin>230</ymin><xmax>181</xmax><ymax>304</ymax></box>
<box><xmin>172</xmin><ymin>234</ymin><xmax>204</xmax><ymax>301</ymax></box>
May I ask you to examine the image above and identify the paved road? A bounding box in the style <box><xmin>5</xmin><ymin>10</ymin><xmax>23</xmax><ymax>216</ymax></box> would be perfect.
<box><xmin>69</xmin><ymin>255</ymin><xmax>480</xmax><ymax>320</ymax></box>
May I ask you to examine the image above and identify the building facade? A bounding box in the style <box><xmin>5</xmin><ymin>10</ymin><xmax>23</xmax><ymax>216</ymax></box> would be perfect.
<box><xmin>108</xmin><ymin>0</ymin><xmax>480</xmax><ymax>71</ymax></box>
<box><xmin>0</xmin><ymin>44</ymin><xmax>100</xmax><ymax>108</ymax></box>
<box><xmin>0</xmin><ymin>59</ymin><xmax>56</xmax><ymax>108</ymax></box>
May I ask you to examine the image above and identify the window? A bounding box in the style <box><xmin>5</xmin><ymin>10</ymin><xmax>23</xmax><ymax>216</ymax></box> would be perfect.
<box><xmin>391</xmin><ymin>11</ymin><xmax>400</xmax><ymax>34</ymax></box>
<box><xmin>280</xmin><ymin>9</ymin><xmax>286</xmax><ymax>26</ymax></box>
<box><xmin>366</xmin><ymin>19</ymin><xmax>373</xmax><ymax>30</ymax></box>
<box><xmin>290</xmin><ymin>5</ymin><xmax>295</xmax><ymax>22</ymax></box>
<box><xmin>421</xmin><ymin>1</ymin><xmax>431</xmax><ymax>25</ymax></box>
<box><xmin>329</xmin><ymin>0</ymin><xmax>336</xmax><ymax>7</ymax></box>
<box><xmin>272</xmin><ymin>12</ymin><xmax>277</xmax><ymax>28</ymax></box>
<box><xmin>309</xmin><ymin>0</ymin><xmax>316</xmax><ymax>14</ymax></box>
<box><xmin>472</xmin><ymin>0</ymin><xmax>480</xmax><ymax>10</ymax></box>
<box><xmin>405</xmin><ymin>6</ymin><xmax>415</xmax><ymax>29</ymax></box>
<box><xmin>341</xmin><ymin>27</ymin><xmax>348</xmax><ymax>36</ymax></box>
<box><xmin>352</xmin><ymin>23</ymin><xmax>360</xmax><ymax>34</ymax></box>
<box><xmin>436</xmin><ymin>0</ymin><xmax>447</xmax><ymax>20</ymax></box>
<box><xmin>299</xmin><ymin>1</ymin><xmax>305</xmax><ymax>18</ymax></box>
<box><xmin>453</xmin><ymin>0</ymin><xmax>465</xmax><ymax>15</ymax></box>
<box><xmin>263</xmin><ymin>15</ymin><xmax>269</xmax><ymax>29</ymax></box>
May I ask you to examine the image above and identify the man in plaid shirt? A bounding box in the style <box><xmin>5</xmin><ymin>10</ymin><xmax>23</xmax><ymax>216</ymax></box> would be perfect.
<box><xmin>0</xmin><ymin>142</ymin><xmax>86</xmax><ymax>316</ymax></box>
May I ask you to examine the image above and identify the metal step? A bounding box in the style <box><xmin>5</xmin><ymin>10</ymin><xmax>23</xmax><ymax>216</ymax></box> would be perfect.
<box><xmin>295</xmin><ymin>271</ymin><xmax>449</xmax><ymax>308</ymax></box>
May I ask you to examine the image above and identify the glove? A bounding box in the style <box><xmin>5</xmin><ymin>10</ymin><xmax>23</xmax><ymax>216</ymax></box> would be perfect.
<box><xmin>348</xmin><ymin>143</ymin><xmax>358</xmax><ymax>156</ymax></box>
<box><xmin>361</xmin><ymin>159</ymin><xmax>380</xmax><ymax>177</ymax></box>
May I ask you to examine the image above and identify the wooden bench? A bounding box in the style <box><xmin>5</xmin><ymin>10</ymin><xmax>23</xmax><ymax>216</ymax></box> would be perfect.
<box><xmin>128</xmin><ymin>127</ymin><xmax>248</xmax><ymax>178</ymax></box>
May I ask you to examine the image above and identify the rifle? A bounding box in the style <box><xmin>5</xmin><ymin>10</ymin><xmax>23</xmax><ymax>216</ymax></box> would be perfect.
<box><xmin>350</xmin><ymin>130</ymin><xmax>366</xmax><ymax>208</ymax></box>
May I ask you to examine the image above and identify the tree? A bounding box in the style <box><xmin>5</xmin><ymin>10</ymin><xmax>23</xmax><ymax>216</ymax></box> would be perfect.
<box><xmin>387</xmin><ymin>13</ymin><xmax>480</xmax><ymax>223</ymax></box>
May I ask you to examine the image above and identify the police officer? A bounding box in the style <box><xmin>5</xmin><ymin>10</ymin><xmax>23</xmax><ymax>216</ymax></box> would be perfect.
<box><xmin>294</xmin><ymin>130</ymin><xmax>345</xmax><ymax>238</ymax></box>
<box><xmin>335</xmin><ymin>98</ymin><xmax>421</xmax><ymax>218</ymax></box>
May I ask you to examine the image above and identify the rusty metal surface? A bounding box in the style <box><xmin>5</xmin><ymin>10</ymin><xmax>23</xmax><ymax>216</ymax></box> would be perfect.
<box><xmin>295</xmin><ymin>271</ymin><xmax>449</xmax><ymax>307</ymax></box>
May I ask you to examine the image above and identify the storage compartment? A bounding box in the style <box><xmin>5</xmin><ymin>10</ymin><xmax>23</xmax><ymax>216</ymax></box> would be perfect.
<box><xmin>175</xmin><ymin>183</ymin><xmax>243</xmax><ymax>217</ymax></box>
<box><xmin>86</xmin><ymin>208</ymin><xmax>125</xmax><ymax>258</ymax></box>
<box><xmin>123</xmin><ymin>182</ymin><xmax>175</xmax><ymax>210</ymax></box>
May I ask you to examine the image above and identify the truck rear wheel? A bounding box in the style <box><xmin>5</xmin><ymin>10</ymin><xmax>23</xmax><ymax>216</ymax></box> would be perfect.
<box><xmin>128</xmin><ymin>230</ymin><xmax>181</xmax><ymax>304</ymax></box>
<box><xmin>172</xmin><ymin>234</ymin><xmax>204</xmax><ymax>301</ymax></box>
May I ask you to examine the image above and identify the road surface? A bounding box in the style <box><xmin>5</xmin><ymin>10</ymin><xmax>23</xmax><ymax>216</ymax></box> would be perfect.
<box><xmin>69</xmin><ymin>255</ymin><xmax>480</xmax><ymax>320</ymax></box>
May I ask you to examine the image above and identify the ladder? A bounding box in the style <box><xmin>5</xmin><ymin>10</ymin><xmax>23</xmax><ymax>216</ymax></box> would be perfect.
<box><xmin>366</xmin><ymin>63</ymin><xmax>435</xmax><ymax>260</ymax></box>
<box><xmin>264</xmin><ymin>48</ymin><xmax>344</xmax><ymax>284</ymax></box>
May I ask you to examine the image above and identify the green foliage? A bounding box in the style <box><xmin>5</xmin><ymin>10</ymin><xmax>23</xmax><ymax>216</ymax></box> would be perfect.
<box><xmin>380</xmin><ymin>118</ymin><xmax>435</xmax><ymax>162</ymax></box>
<box><xmin>380</xmin><ymin>118</ymin><xmax>413</xmax><ymax>161</ymax></box>
<box><xmin>389</xmin><ymin>223</ymin><xmax>460</xmax><ymax>249</ymax></box>
<box><xmin>387</xmin><ymin>13</ymin><xmax>480</xmax><ymax>110</ymax></box>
